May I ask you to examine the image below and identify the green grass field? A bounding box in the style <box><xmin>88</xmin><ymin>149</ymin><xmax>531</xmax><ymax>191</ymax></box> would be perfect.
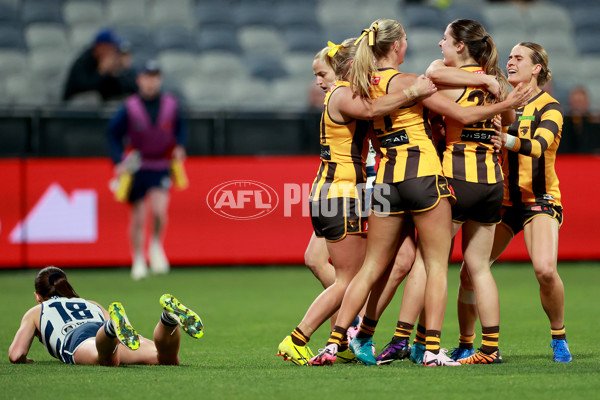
<box><xmin>1</xmin><ymin>263</ymin><xmax>599</xmax><ymax>399</ymax></box>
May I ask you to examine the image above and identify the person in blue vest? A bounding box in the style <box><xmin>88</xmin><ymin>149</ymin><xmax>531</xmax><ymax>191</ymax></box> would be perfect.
<box><xmin>107</xmin><ymin>60</ymin><xmax>188</xmax><ymax>280</ymax></box>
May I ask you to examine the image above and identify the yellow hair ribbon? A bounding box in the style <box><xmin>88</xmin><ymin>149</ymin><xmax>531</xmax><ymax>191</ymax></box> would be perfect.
<box><xmin>327</xmin><ymin>40</ymin><xmax>342</xmax><ymax>57</ymax></box>
<box><xmin>355</xmin><ymin>23</ymin><xmax>378</xmax><ymax>46</ymax></box>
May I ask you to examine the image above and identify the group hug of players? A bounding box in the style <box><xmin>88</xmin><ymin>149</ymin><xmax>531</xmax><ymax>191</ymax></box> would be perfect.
<box><xmin>277</xmin><ymin>17</ymin><xmax>572</xmax><ymax>367</ymax></box>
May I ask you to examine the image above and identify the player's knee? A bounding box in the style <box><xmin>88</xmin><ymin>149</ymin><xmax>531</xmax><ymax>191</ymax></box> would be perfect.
<box><xmin>459</xmin><ymin>265</ymin><xmax>474</xmax><ymax>291</ymax></box>
<box><xmin>534</xmin><ymin>263</ymin><xmax>558</xmax><ymax>286</ymax></box>
<box><xmin>389</xmin><ymin>256</ymin><xmax>414</xmax><ymax>285</ymax></box>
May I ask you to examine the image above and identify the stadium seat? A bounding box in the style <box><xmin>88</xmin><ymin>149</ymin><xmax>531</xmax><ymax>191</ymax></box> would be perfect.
<box><xmin>275</xmin><ymin>3</ymin><xmax>319</xmax><ymax>30</ymax></box>
<box><xmin>322</xmin><ymin>27</ymin><xmax>360</xmax><ymax>47</ymax></box>
<box><xmin>235</xmin><ymin>0</ymin><xmax>275</xmax><ymax>28</ymax></box>
<box><xmin>114</xmin><ymin>25</ymin><xmax>155</xmax><ymax>54</ymax></box>
<box><xmin>403</xmin><ymin>4</ymin><xmax>445</xmax><ymax>30</ymax></box>
<box><xmin>180</xmin><ymin>76</ymin><xmax>230</xmax><ymax>108</ymax></box>
<box><xmin>570</xmin><ymin>6</ymin><xmax>600</xmax><ymax>34</ymax></box>
<box><xmin>282</xmin><ymin>27</ymin><xmax>324</xmax><ymax>54</ymax></box>
<box><xmin>482</xmin><ymin>3</ymin><xmax>528</xmax><ymax>36</ymax></box>
<box><xmin>6</xmin><ymin>74</ymin><xmax>45</xmax><ymax>106</ymax></box>
<box><xmin>0</xmin><ymin>24</ymin><xmax>27</xmax><ymax>50</ymax></box>
<box><xmin>271</xmin><ymin>77</ymin><xmax>311</xmax><ymax>110</ymax></box>
<box><xmin>196</xmin><ymin>26</ymin><xmax>241</xmax><ymax>54</ymax></box>
<box><xmin>106</xmin><ymin>0</ymin><xmax>147</xmax><ymax>27</ymax></box>
<box><xmin>528</xmin><ymin>2</ymin><xmax>573</xmax><ymax>35</ymax></box>
<box><xmin>25</xmin><ymin>23</ymin><xmax>70</xmax><ymax>52</ymax></box>
<box><xmin>0</xmin><ymin>49</ymin><xmax>27</xmax><ymax>77</ymax></box>
<box><xmin>283</xmin><ymin>52</ymin><xmax>318</xmax><ymax>81</ymax></box>
<box><xmin>0</xmin><ymin>2</ymin><xmax>18</xmax><ymax>22</ymax></box>
<box><xmin>586</xmin><ymin>81</ymin><xmax>600</xmax><ymax>111</ymax></box>
<box><xmin>22</xmin><ymin>0</ymin><xmax>64</xmax><ymax>25</ymax></box>
<box><xmin>317</xmin><ymin>1</ymin><xmax>364</xmax><ymax>31</ymax></box>
<box><xmin>492</xmin><ymin>30</ymin><xmax>527</xmax><ymax>59</ymax></box>
<box><xmin>197</xmin><ymin>51</ymin><xmax>248</xmax><ymax>80</ymax></box>
<box><xmin>406</xmin><ymin>28</ymin><xmax>444</xmax><ymax>60</ymax></box>
<box><xmin>228</xmin><ymin>78</ymin><xmax>273</xmax><ymax>109</ymax></box>
<box><xmin>29</xmin><ymin>47</ymin><xmax>71</xmax><ymax>81</ymax></box>
<box><xmin>532</xmin><ymin>31</ymin><xmax>577</xmax><ymax>59</ymax></box>
<box><xmin>357</xmin><ymin>2</ymin><xmax>401</xmax><ymax>29</ymax></box>
<box><xmin>245</xmin><ymin>54</ymin><xmax>288</xmax><ymax>81</ymax></box>
<box><xmin>575</xmin><ymin>32</ymin><xmax>600</xmax><ymax>55</ymax></box>
<box><xmin>157</xmin><ymin>50</ymin><xmax>199</xmax><ymax>83</ymax></box>
<box><xmin>578</xmin><ymin>55</ymin><xmax>600</xmax><ymax>83</ymax></box>
<box><xmin>194</xmin><ymin>2</ymin><xmax>232</xmax><ymax>28</ymax></box>
<box><xmin>69</xmin><ymin>24</ymin><xmax>103</xmax><ymax>51</ymax></box>
<box><xmin>155</xmin><ymin>26</ymin><xmax>197</xmax><ymax>53</ymax></box>
<box><xmin>442</xmin><ymin>3</ymin><xmax>489</xmax><ymax>28</ymax></box>
<box><xmin>238</xmin><ymin>26</ymin><xmax>287</xmax><ymax>56</ymax></box>
<box><xmin>64</xmin><ymin>91</ymin><xmax>103</xmax><ymax>108</ymax></box>
<box><xmin>149</xmin><ymin>0</ymin><xmax>195</xmax><ymax>29</ymax></box>
<box><xmin>62</xmin><ymin>1</ymin><xmax>105</xmax><ymax>27</ymax></box>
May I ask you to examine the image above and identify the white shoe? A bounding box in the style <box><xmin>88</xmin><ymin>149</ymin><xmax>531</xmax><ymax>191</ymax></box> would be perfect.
<box><xmin>131</xmin><ymin>257</ymin><xmax>148</xmax><ymax>280</ymax></box>
<box><xmin>423</xmin><ymin>349</ymin><xmax>461</xmax><ymax>367</ymax></box>
<box><xmin>149</xmin><ymin>243</ymin><xmax>170</xmax><ymax>274</ymax></box>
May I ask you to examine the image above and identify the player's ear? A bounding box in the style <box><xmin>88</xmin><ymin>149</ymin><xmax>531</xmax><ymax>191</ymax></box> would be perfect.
<box><xmin>34</xmin><ymin>292</ymin><xmax>43</xmax><ymax>304</ymax></box>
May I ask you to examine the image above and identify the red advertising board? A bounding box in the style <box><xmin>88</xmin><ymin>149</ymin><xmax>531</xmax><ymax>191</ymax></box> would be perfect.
<box><xmin>0</xmin><ymin>155</ymin><xmax>598</xmax><ymax>268</ymax></box>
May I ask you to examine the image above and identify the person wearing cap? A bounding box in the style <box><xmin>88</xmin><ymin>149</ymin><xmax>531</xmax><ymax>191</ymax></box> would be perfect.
<box><xmin>63</xmin><ymin>28</ymin><xmax>137</xmax><ymax>102</ymax></box>
<box><xmin>107</xmin><ymin>60</ymin><xmax>188</xmax><ymax>280</ymax></box>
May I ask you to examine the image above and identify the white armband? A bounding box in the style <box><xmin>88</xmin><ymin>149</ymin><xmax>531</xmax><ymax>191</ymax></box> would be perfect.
<box><xmin>505</xmin><ymin>134</ymin><xmax>517</xmax><ymax>150</ymax></box>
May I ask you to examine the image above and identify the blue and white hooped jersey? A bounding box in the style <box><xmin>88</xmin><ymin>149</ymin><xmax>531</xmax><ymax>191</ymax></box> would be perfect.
<box><xmin>39</xmin><ymin>296</ymin><xmax>105</xmax><ymax>362</ymax></box>
<box><xmin>366</xmin><ymin>140</ymin><xmax>377</xmax><ymax>190</ymax></box>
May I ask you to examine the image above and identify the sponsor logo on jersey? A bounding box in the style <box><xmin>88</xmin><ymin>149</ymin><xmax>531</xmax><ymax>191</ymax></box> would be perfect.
<box><xmin>62</xmin><ymin>321</ymin><xmax>87</xmax><ymax>335</ymax></box>
<box><xmin>518</xmin><ymin>115</ymin><xmax>535</xmax><ymax>121</ymax></box>
<box><xmin>206</xmin><ymin>180</ymin><xmax>279</xmax><ymax>220</ymax></box>
<box><xmin>542</xmin><ymin>194</ymin><xmax>555</xmax><ymax>201</ymax></box>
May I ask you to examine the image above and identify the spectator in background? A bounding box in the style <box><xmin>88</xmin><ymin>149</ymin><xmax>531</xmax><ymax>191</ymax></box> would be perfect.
<box><xmin>560</xmin><ymin>86</ymin><xmax>600</xmax><ymax>153</ymax></box>
<box><xmin>107</xmin><ymin>60</ymin><xmax>188</xmax><ymax>280</ymax></box>
<box><xmin>63</xmin><ymin>28</ymin><xmax>137</xmax><ymax>102</ymax></box>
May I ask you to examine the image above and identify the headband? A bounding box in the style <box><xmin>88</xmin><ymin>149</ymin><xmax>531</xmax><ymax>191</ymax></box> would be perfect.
<box><xmin>354</xmin><ymin>23</ymin><xmax>379</xmax><ymax>46</ymax></box>
<box><xmin>327</xmin><ymin>41</ymin><xmax>342</xmax><ymax>58</ymax></box>
<box><xmin>481</xmin><ymin>35</ymin><xmax>489</xmax><ymax>43</ymax></box>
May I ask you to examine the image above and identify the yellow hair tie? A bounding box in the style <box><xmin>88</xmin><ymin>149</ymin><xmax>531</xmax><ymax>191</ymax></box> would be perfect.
<box><xmin>327</xmin><ymin>40</ymin><xmax>342</xmax><ymax>57</ymax></box>
<box><xmin>355</xmin><ymin>23</ymin><xmax>378</xmax><ymax>46</ymax></box>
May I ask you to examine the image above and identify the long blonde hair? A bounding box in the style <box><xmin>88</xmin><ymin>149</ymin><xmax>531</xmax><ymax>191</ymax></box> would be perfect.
<box><xmin>350</xmin><ymin>19</ymin><xmax>405</xmax><ymax>98</ymax></box>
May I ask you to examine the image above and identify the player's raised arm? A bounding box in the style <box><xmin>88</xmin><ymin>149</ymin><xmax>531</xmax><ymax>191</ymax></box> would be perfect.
<box><xmin>421</xmin><ymin>82</ymin><xmax>532</xmax><ymax>126</ymax></box>
<box><xmin>426</xmin><ymin>59</ymin><xmax>501</xmax><ymax>98</ymax></box>
<box><xmin>336</xmin><ymin>74</ymin><xmax>436</xmax><ymax>120</ymax></box>
<box><xmin>8</xmin><ymin>306</ymin><xmax>40</xmax><ymax>364</ymax></box>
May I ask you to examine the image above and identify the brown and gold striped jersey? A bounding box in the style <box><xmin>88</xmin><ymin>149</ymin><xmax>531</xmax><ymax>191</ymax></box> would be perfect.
<box><xmin>442</xmin><ymin>65</ymin><xmax>503</xmax><ymax>184</ymax></box>
<box><xmin>310</xmin><ymin>81</ymin><xmax>369</xmax><ymax>200</ymax></box>
<box><xmin>370</xmin><ymin>68</ymin><xmax>443</xmax><ymax>184</ymax></box>
<box><xmin>502</xmin><ymin>90</ymin><xmax>562</xmax><ymax>206</ymax></box>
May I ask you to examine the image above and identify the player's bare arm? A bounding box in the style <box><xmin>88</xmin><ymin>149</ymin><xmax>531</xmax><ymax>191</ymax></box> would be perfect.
<box><xmin>8</xmin><ymin>305</ymin><xmax>41</xmax><ymax>364</ymax></box>
<box><xmin>337</xmin><ymin>74</ymin><xmax>436</xmax><ymax>120</ymax></box>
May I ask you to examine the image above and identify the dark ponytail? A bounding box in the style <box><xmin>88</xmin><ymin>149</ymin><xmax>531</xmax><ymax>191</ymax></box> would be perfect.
<box><xmin>35</xmin><ymin>266</ymin><xmax>80</xmax><ymax>301</ymax></box>
<box><xmin>448</xmin><ymin>19</ymin><xmax>509</xmax><ymax>103</ymax></box>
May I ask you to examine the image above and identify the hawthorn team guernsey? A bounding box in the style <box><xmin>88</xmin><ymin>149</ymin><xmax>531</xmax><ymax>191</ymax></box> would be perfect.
<box><xmin>126</xmin><ymin>93</ymin><xmax>178</xmax><ymax>170</ymax></box>
<box><xmin>310</xmin><ymin>81</ymin><xmax>369</xmax><ymax>200</ymax></box>
<box><xmin>502</xmin><ymin>90</ymin><xmax>563</xmax><ymax>207</ymax></box>
<box><xmin>369</xmin><ymin>68</ymin><xmax>443</xmax><ymax>184</ymax></box>
<box><xmin>442</xmin><ymin>65</ymin><xmax>502</xmax><ymax>184</ymax></box>
<box><xmin>39</xmin><ymin>296</ymin><xmax>105</xmax><ymax>363</ymax></box>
